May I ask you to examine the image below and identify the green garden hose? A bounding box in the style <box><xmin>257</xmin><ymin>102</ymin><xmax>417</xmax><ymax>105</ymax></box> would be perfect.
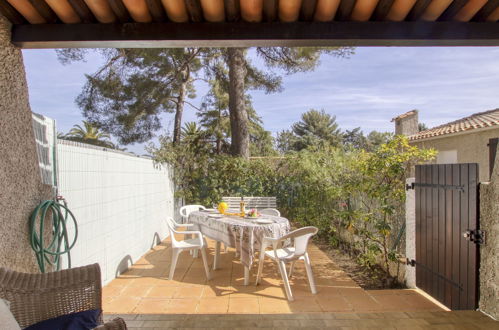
<box><xmin>29</xmin><ymin>197</ymin><xmax>78</xmax><ymax>273</ymax></box>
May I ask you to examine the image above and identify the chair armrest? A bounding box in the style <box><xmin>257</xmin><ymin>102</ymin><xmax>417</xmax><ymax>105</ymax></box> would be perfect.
<box><xmin>262</xmin><ymin>236</ymin><xmax>283</xmax><ymax>251</ymax></box>
<box><xmin>0</xmin><ymin>264</ymin><xmax>102</xmax><ymax>329</ymax></box>
<box><xmin>176</xmin><ymin>223</ymin><xmax>194</xmax><ymax>228</ymax></box>
<box><xmin>94</xmin><ymin>317</ymin><xmax>127</xmax><ymax>330</ymax></box>
<box><xmin>173</xmin><ymin>230</ymin><xmax>205</xmax><ymax>246</ymax></box>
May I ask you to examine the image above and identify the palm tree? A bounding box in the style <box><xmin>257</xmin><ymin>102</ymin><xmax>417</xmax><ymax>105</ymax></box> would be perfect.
<box><xmin>62</xmin><ymin>121</ymin><xmax>115</xmax><ymax>148</ymax></box>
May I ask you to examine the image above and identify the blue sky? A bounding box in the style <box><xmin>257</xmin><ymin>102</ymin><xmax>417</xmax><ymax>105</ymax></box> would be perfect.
<box><xmin>23</xmin><ymin>47</ymin><xmax>499</xmax><ymax>154</ymax></box>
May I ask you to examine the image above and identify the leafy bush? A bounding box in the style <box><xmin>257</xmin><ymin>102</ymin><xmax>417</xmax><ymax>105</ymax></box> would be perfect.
<box><xmin>152</xmin><ymin>135</ymin><xmax>435</xmax><ymax>283</ymax></box>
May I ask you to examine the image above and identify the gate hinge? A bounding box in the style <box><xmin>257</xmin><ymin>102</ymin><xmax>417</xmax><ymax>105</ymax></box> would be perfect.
<box><xmin>463</xmin><ymin>230</ymin><xmax>486</xmax><ymax>245</ymax></box>
<box><xmin>407</xmin><ymin>258</ymin><xmax>416</xmax><ymax>267</ymax></box>
<box><xmin>406</xmin><ymin>183</ymin><xmax>415</xmax><ymax>191</ymax></box>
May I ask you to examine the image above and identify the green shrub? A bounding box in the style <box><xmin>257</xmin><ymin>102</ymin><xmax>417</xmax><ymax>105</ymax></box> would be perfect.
<box><xmin>152</xmin><ymin>135</ymin><xmax>435</xmax><ymax>283</ymax></box>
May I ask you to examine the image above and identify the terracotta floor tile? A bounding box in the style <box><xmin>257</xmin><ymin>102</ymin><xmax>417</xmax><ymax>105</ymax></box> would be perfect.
<box><xmin>404</xmin><ymin>293</ymin><xmax>443</xmax><ymax>310</ymax></box>
<box><xmin>197</xmin><ymin>297</ymin><xmax>230</xmax><ymax>313</ymax></box>
<box><xmin>120</xmin><ymin>285</ymin><xmax>153</xmax><ymax>297</ymax></box>
<box><xmin>133</xmin><ymin>298</ymin><xmax>171</xmax><ymax>314</ymax></box>
<box><xmin>165</xmin><ymin>298</ymin><xmax>199</xmax><ymax>313</ymax></box>
<box><xmin>103</xmin><ymin>296</ymin><xmax>140</xmax><ymax>314</ymax></box>
<box><xmin>202</xmin><ymin>285</ymin><xmax>234</xmax><ymax>298</ymax></box>
<box><xmin>102</xmin><ymin>285</ymin><xmax>124</xmax><ymax>297</ymax></box>
<box><xmin>371</xmin><ymin>293</ymin><xmax>413</xmax><ymax>311</ymax></box>
<box><xmin>317</xmin><ymin>295</ymin><xmax>354</xmax><ymax>312</ymax></box>
<box><xmin>228</xmin><ymin>297</ymin><xmax>260</xmax><ymax>313</ymax></box>
<box><xmin>287</xmin><ymin>297</ymin><xmax>322</xmax><ymax>312</ymax></box>
<box><xmin>255</xmin><ymin>285</ymin><xmax>286</xmax><ymax>299</ymax></box>
<box><xmin>106</xmin><ymin>278</ymin><xmax>132</xmax><ymax>288</ymax></box>
<box><xmin>101</xmin><ymin>237</ymin><xmax>446</xmax><ymax>316</ymax></box>
<box><xmin>344</xmin><ymin>292</ymin><xmax>384</xmax><ymax>312</ymax></box>
<box><xmin>173</xmin><ymin>286</ymin><xmax>204</xmax><ymax>299</ymax></box>
<box><xmin>259</xmin><ymin>297</ymin><xmax>291</xmax><ymax>313</ymax></box>
<box><xmin>145</xmin><ymin>286</ymin><xmax>177</xmax><ymax>298</ymax></box>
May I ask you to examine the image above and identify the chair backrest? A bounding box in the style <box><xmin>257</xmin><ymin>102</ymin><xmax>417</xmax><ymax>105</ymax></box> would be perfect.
<box><xmin>165</xmin><ymin>217</ymin><xmax>180</xmax><ymax>245</ymax></box>
<box><xmin>279</xmin><ymin>226</ymin><xmax>318</xmax><ymax>257</ymax></box>
<box><xmin>179</xmin><ymin>205</ymin><xmax>206</xmax><ymax>219</ymax></box>
<box><xmin>222</xmin><ymin>197</ymin><xmax>277</xmax><ymax>210</ymax></box>
<box><xmin>259</xmin><ymin>208</ymin><xmax>280</xmax><ymax>217</ymax></box>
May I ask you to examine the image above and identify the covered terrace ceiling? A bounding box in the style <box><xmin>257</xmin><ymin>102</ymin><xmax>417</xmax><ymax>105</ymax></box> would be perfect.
<box><xmin>2</xmin><ymin>0</ymin><xmax>499</xmax><ymax>48</ymax></box>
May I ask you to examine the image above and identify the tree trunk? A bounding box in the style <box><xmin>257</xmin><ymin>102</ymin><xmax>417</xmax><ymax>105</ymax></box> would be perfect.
<box><xmin>227</xmin><ymin>48</ymin><xmax>250</xmax><ymax>159</ymax></box>
<box><xmin>172</xmin><ymin>70</ymin><xmax>188</xmax><ymax>145</ymax></box>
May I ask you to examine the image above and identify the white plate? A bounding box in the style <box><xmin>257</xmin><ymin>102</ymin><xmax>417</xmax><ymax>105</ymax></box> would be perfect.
<box><xmin>254</xmin><ymin>219</ymin><xmax>274</xmax><ymax>224</ymax></box>
<box><xmin>208</xmin><ymin>214</ymin><xmax>224</xmax><ymax>218</ymax></box>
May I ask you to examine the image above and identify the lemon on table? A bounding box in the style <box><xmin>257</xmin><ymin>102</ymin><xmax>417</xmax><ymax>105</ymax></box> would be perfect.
<box><xmin>217</xmin><ymin>202</ymin><xmax>228</xmax><ymax>214</ymax></box>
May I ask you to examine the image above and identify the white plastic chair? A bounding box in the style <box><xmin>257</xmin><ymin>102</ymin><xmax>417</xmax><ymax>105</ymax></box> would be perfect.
<box><xmin>255</xmin><ymin>226</ymin><xmax>318</xmax><ymax>301</ymax></box>
<box><xmin>165</xmin><ymin>217</ymin><xmax>211</xmax><ymax>281</ymax></box>
<box><xmin>179</xmin><ymin>204</ymin><xmax>206</xmax><ymax>224</ymax></box>
<box><xmin>259</xmin><ymin>208</ymin><xmax>281</xmax><ymax>217</ymax></box>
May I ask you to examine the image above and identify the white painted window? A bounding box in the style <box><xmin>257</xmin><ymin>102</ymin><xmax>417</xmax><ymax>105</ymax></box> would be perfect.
<box><xmin>436</xmin><ymin>150</ymin><xmax>458</xmax><ymax>164</ymax></box>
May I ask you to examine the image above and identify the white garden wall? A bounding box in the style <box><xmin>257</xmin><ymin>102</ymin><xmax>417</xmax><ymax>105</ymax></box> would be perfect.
<box><xmin>56</xmin><ymin>140</ymin><xmax>174</xmax><ymax>284</ymax></box>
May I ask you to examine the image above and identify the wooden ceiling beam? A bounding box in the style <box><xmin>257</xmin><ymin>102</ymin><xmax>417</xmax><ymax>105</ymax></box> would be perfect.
<box><xmin>262</xmin><ymin>0</ymin><xmax>277</xmax><ymax>21</ymax></box>
<box><xmin>420</xmin><ymin>0</ymin><xmax>453</xmax><ymax>21</ymax></box>
<box><xmin>336</xmin><ymin>0</ymin><xmax>356</xmax><ymax>21</ymax></box>
<box><xmin>146</xmin><ymin>0</ymin><xmax>168</xmax><ymax>22</ymax></box>
<box><xmin>81</xmin><ymin>0</ymin><xmax>114</xmax><ymax>23</ymax></box>
<box><xmin>5</xmin><ymin>0</ymin><xmax>46</xmax><ymax>24</ymax></box>
<box><xmin>28</xmin><ymin>0</ymin><xmax>58</xmax><ymax>23</ymax></box>
<box><xmin>200</xmin><ymin>0</ymin><xmax>225</xmax><ymax>22</ymax></box>
<box><xmin>0</xmin><ymin>0</ymin><xmax>27</xmax><ymax>24</ymax></box>
<box><xmin>279</xmin><ymin>0</ymin><xmax>302</xmax><ymax>22</ymax></box>
<box><xmin>68</xmin><ymin>0</ymin><xmax>97</xmax><ymax>23</ymax></box>
<box><xmin>351</xmin><ymin>0</ymin><xmax>379</xmax><ymax>21</ymax></box>
<box><xmin>122</xmin><ymin>0</ymin><xmax>152</xmax><ymax>22</ymax></box>
<box><xmin>240</xmin><ymin>0</ymin><xmax>262</xmax><ymax>22</ymax></box>
<box><xmin>160</xmin><ymin>0</ymin><xmax>188</xmax><ymax>22</ymax></box>
<box><xmin>13</xmin><ymin>21</ymin><xmax>499</xmax><ymax>48</ymax></box>
<box><xmin>44</xmin><ymin>0</ymin><xmax>82</xmax><ymax>23</ymax></box>
<box><xmin>386</xmin><ymin>0</ymin><xmax>417</xmax><ymax>21</ymax></box>
<box><xmin>453</xmin><ymin>0</ymin><xmax>488</xmax><ymax>22</ymax></box>
<box><xmin>314</xmin><ymin>0</ymin><xmax>341</xmax><ymax>22</ymax></box>
<box><xmin>372</xmin><ymin>0</ymin><xmax>394</xmax><ymax>21</ymax></box>
<box><xmin>108</xmin><ymin>0</ymin><xmax>132</xmax><ymax>22</ymax></box>
<box><xmin>301</xmin><ymin>0</ymin><xmax>318</xmax><ymax>21</ymax></box>
<box><xmin>224</xmin><ymin>0</ymin><xmax>239</xmax><ymax>21</ymax></box>
<box><xmin>185</xmin><ymin>0</ymin><xmax>204</xmax><ymax>22</ymax></box>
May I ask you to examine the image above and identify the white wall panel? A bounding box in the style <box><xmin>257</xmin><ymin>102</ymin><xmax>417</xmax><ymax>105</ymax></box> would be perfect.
<box><xmin>56</xmin><ymin>140</ymin><xmax>174</xmax><ymax>284</ymax></box>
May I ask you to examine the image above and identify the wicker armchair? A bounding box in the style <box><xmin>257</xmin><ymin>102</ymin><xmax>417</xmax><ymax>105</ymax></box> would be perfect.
<box><xmin>0</xmin><ymin>263</ymin><xmax>126</xmax><ymax>329</ymax></box>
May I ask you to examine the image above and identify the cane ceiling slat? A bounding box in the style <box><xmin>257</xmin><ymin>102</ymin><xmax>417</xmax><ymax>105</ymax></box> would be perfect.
<box><xmin>2</xmin><ymin>0</ymin><xmax>497</xmax><ymax>24</ymax></box>
<box><xmin>1</xmin><ymin>0</ymin><xmax>498</xmax><ymax>48</ymax></box>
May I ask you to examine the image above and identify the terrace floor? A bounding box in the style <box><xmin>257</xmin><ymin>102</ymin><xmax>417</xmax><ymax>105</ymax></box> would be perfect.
<box><xmin>102</xmin><ymin>238</ymin><xmax>445</xmax><ymax>315</ymax></box>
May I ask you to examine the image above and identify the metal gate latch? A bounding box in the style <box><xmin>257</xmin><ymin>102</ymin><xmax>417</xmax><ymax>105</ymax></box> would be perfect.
<box><xmin>463</xmin><ymin>230</ymin><xmax>486</xmax><ymax>245</ymax></box>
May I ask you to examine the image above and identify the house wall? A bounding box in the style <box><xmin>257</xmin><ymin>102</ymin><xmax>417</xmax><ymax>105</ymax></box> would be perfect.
<box><xmin>479</xmin><ymin>145</ymin><xmax>499</xmax><ymax>319</ymax></box>
<box><xmin>0</xmin><ymin>15</ymin><xmax>52</xmax><ymax>273</ymax></box>
<box><xmin>405</xmin><ymin>177</ymin><xmax>416</xmax><ymax>288</ymax></box>
<box><xmin>56</xmin><ymin>140</ymin><xmax>174</xmax><ymax>284</ymax></box>
<box><xmin>411</xmin><ymin>128</ymin><xmax>499</xmax><ymax>182</ymax></box>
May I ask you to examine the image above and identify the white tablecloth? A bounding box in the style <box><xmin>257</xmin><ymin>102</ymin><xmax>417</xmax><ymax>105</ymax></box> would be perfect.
<box><xmin>188</xmin><ymin>211</ymin><xmax>290</xmax><ymax>268</ymax></box>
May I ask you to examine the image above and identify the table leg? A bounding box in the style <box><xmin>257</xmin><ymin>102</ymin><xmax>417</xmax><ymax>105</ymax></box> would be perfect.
<box><xmin>244</xmin><ymin>266</ymin><xmax>250</xmax><ymax>286</ymax></box>
<box><xmin>213</xmin><ymin>241</ymin><xmax>221</xmax><ymax>270</ymax></box>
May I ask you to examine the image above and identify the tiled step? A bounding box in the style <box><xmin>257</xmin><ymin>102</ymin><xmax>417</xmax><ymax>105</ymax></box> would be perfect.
<box><xmin>105</xmin><ymin>311</ymin><xmax>497</xmax><ymax>329</ymax></box>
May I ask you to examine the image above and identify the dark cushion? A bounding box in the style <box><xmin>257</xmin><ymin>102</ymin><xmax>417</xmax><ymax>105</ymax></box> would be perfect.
<box><xmin>25</xmin><ymin>309</ymin><xmax>101</xmax><ymax>330</ymax></box>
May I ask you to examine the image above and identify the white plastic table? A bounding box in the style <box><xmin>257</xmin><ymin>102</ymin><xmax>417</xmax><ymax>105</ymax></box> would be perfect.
<box><xmin>188</xmin><ymin>210</ymin><xmax>290</xmax><ymax>285</ymax></box>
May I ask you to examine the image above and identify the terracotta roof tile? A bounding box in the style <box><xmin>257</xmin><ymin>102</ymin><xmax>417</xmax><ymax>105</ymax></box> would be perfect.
<box><xmin>391</xmin><ymin>109</ymin><xmax>418</xmax><ymax>122</ymax></box>
<box><xmin>408</xmin><ymin>109</ymin><xmax>499</xmax><ymax>141</ymax></box>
